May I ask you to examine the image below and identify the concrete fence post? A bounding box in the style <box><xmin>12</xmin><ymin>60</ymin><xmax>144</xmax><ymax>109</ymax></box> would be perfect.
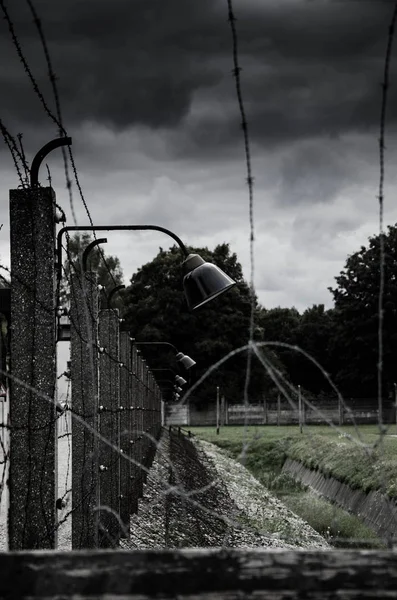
<box><xmin>148</xmin><ymin>370</ymin><xmax>155</xmax><ymax>465</ymax></box>
<box><xmin>9</xmin><ymin>187</ymin><xmax>57</xmax><ymax>550</ymax></box>
<box><xmin>156</xmin><ymin>387</ymin><xmax>162</xmax><ymax>435</ymax></box>
<box><xmin>136</xmin><ymin>351</ymin><xmax>144</xmax><ymax>499</ymax></box>
<box><xmin>216</xmin><ymin>386</ymin><xmax>220</xmax><ymax>435</ymax></box>
<box><xmin>98</xmin><ymin>309</ymin><xmax>120</xmax><ymax>547</ymax></box>
<box><xmin>130</xmin><ymin>345</ymin><xmax>139</xmax><ymax>514</ymax></box>
<box><xmin>119</xmin><ymin>331</ymin><xmax>131</xmax><ymax>537</ymax></box>
<box><xmin>142</xmin><ymin>361</ymin><xmax>149</xmax><ymax>485</ymax></box>
<box><xmin>70</xmin><ymin>271</ymin><xmax>99</xmax><ymax>549</ymax></box>
<box><xmin>161</xmin><ymin>399</ymin><xmax>165</xmax><ymax>426</ymax></box>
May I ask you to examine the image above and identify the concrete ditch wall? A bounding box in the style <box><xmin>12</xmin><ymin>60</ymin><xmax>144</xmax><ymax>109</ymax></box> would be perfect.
<box><xmin>283</xmin><ymin>458</ymin><xmax>397</xmax><ymax>541</ymax></box>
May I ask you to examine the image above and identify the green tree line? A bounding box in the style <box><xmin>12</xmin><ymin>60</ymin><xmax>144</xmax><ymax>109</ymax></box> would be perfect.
<box><xmin>65</xmin><ymin>226</ymin><xmax>397</xmax><ymax>405</ymax></box>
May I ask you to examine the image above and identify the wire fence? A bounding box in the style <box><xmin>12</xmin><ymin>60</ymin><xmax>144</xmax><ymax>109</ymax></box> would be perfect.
<box><xmin>0</xmin><ymin>268</ymin><xmax>163</xmax><ymax>550</ymax></box>
<box><xmin>0</xmin><ymin>0</ymin><xmax>397</xmax><ymax>595</ymax></box>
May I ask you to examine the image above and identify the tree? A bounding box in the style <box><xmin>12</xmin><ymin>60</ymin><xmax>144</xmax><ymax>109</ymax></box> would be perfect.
<box><xmin>329</xmin><ymin>225</ymin><xmax>397</xmax><ymax>397</ymax></box>
<box><xmin>122</xmin><ymin>244</ymin><xmax>279</xmax><ymax>405</ymax></box>
<box><xmin>296</xmin><ymin>304</ymin><xmax>336</xmax><ymax>395</ymax></box>
<box><xmin>256</xmin><ymin>305</ymin><xmax>338</xmax><ymax>397</ymax></box>
<box><xmin>62</xmin><ymin>233</ymin><xmax>124</xmax><ymax>308</ymax></box>
<box><xmin>257</xmin><ymin>306</ymin><xmax>301</xmax><ymax>384</ymax></box>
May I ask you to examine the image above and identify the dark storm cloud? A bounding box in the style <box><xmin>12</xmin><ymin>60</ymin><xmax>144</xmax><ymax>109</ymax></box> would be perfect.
<box><xmin>0</xmin><ymin>0</ymin><xmax>225</xmax><ymax>132</ymax></box>
<box><xmin>276</xmin><ymin>140</ymin><xmax>352</xmax><ymax>205</ymax></box>
<box><xmin>0</xmin><ymin>0</ymin><xmax>396</xmax><ymax>155</ymax></box>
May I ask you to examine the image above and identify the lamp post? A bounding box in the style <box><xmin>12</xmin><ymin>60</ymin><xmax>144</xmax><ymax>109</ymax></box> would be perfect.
<box><xmin>107</xmin><ymin>285</ymin><xmax>126</xmax><ymax>309</ymax></box>
<box><xmin>154</xmin><ymin>379</ymin><xmax>180</xmax><ymax>402</ymax></box>
<box><xmin>9</xmin><ymin>137</ymin><xmax>72</xmax><ymax>550</ymax></box>
<box><xmin>57</xmin><ymin>225</ymin><xmax>236</xmax><ymax>311</ymax></box>
<box><xmin>151</xmin><ymin>369</ymin><xmax>187</xmax><ymax>385</ymax></box>
<box><xmin>150</xmin><ymin>369</ymin><xmax>187</xmax><ymax>387</ymax></box>
<box><xmin>133</xmin><ymin>341</ymin><xmax>196</xmax><ymax>371</ymax></box>
<box><xmin>82</xmin><ymin>238</ymin><xmax>108</xmax><ymax>273</ymax></box>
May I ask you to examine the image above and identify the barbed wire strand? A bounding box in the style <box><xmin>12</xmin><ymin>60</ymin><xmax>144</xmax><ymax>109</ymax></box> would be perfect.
<box><xmin>0</xmin><ymin>119</ymin><xmax>27</xmax><ymax>187</ymax></box>
<box><xmin>226</xmin><ymin>0</ymin><xmax>256</xmax><ymax>509</ymax></box>
<box><xmin>377</xmin><ymin>1</ymin><xmax>397</xmax><ymax>429</ymax></box>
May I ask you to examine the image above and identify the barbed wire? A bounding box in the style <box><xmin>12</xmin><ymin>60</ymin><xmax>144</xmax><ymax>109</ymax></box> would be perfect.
<box><xmin>2</xmin><ymin>0</ymin><xmax>118</xmax><ymax>292</ymax></box>
<box><xmin>377</xmin><ymin>0</ymin><xmax>397</xmax><ymax>427</ymax></box>
<box><xmin>0</xmin><ymin>118</ymin><xmax>28</xmax><ymax>187</ymax></box>
<box><xmin>0</xmin><ymin>0</ymin><xmax>396</xmax><ymax>557</ymax></box>
<box><xmin>0</xmin><ymin>0</ymin><xmax>64</xmax><ymax>134</ymax></box>
<box><xmin>226</xmin><ymin>0</ymin><xmax>256</xmax><ymax>457</ymax></box>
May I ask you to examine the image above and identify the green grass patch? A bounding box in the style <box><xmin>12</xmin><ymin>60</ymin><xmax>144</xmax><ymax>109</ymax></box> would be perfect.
<box><xmin>190</xmin><ymin>425</ymin><xmax>397</xmax><ymax>498</ymax></box>
<box><xmin>282</xmin><ymin>490</ymin><xmax>384</xmax><ymax>549</ymax></box>
<box><xmin>189</xmin><ymin>425</ymin><xmax>394</xmax><ymax>548</ymax></box>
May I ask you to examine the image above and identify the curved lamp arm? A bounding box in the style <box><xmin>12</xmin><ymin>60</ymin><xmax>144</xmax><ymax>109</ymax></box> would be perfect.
<box><xmin>31</xmin><ymin>137</ymin><xmax>72</xmax><ymax>187</ymax></box>
<box><xmin>56</xmin><ymin>225</ymin><xmax>188</xmax><ymax>284</ymax></box>
<box><xmin>82</xmin><ymin>238</ymin><xmax>108</xmax><ymax>273</ymax></box>
<box><xmin>107</xmin><ymin>284</ymin><xmax>126</xmax><ymax>309</ymax></box>
<box><xmin>151</xmin><ymin>368</ymin><xmax>177</xmax><ymax>376</ymax></box>
<box><xmin>134</xmin><ymin>341</ymin><xmax>178</xmax><ymax>353</ymax></box>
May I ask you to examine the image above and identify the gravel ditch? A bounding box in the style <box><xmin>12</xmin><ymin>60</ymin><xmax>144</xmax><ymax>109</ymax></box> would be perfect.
<box><xmin>122</xmin><ymin>431</ymin><xmax>328</xmax><ymax>550</ymax></box>
<box><xmin>195</xmin><ymin>438</ymin><xmax>328</xmax><ymax>549</ymax></box>
<box><xmin>1</xmin><ymin>430</ymin><xmax>328</xmax><ymax>551</ymax></box>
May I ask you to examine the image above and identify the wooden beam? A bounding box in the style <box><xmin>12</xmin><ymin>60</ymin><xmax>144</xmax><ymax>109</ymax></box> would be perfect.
<box><xmin>0</xmin><ymin>549</ymin><xmax>396</xmax><ymax>598</ymax></box>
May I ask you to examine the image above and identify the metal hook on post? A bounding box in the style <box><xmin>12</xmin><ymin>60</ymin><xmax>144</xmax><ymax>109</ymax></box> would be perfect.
<box><xmin>30</xmin><ymin>137</ymin><xmax>72</xmax><ymax>188</ymax></box>
<box><xmin>82</xmin><ymin>238</ymin><xmax>108</xmax><ymax>273</ymax></box>
<box><xmin>107</xmin><ymin>284</ymin><xmax>125</xmax><ymax>309</ymax></box>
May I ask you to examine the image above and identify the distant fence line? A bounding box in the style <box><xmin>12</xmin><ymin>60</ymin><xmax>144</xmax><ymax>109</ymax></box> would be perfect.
<box><xmin>165</xmin><ymin>397</ymin><xmax>397</xmax><ymax>427</ymax></box>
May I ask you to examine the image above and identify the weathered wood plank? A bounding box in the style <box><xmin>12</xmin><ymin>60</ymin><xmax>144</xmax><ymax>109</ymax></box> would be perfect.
<box><xmin>0</xmin><ymin>549</ymin><xmax>397</xmax><ymax>598</ymax></box>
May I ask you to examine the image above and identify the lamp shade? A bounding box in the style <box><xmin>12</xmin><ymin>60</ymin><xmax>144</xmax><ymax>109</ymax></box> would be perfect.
<box><xmin>175</xmin><ymin>375</ymin><xmax>187</xmax><ymax>386</ymax></box>
<box><xmin>182</xmin><ymin>254</ymin><xmax>236</xmax><ymax>310</ymax></box>
<box><xmin>176</xmin><ymin>352</ymin><xmax>196</xmax><ymax>370</ymax></box>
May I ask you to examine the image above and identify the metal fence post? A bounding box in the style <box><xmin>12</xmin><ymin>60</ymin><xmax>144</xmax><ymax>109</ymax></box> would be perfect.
<box><xmin>339</xmin><ymin>394</ymin><xmax>344</xmax><ymax>427</ymax></box>
<box><xmin>98</xmin><ymin>309</ymin><xmax>120</xmax><ymax>547</ymax></box>
<box><xmin>9</xmin><ymin>187</ymin><xmax>57</xmax><ymax>550</ymax></box>
<box><xmin>298</xmin><ymin>385</ymin><xmax>303</xmax><ymax>434</ymax></box>
<box><xmin>277</xmin><ymin>394</ymin><xmax>281</xmax><ymax>426</ymax></box>
<box><xmin>70</xmin><ymin>271</ymin><xmax>99</xmax><ymax>549</ymax></box>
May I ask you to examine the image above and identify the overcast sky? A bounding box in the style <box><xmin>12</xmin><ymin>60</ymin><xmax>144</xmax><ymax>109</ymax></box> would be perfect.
<box><xmin>1</xmin><ymin>0</ymin><xmax>397</xmax><ymax>313</ymax></box>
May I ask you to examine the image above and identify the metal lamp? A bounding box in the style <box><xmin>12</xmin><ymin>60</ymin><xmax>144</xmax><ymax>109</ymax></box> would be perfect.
<box><xmin>182</xmin><ymin>254</ymin><xmax>236</xmax><ymax>310</ymax></box>
<box><xmin>176</xmin><ymin>352</ymin><xmax>196</xmax><ymax>370</ymax></box>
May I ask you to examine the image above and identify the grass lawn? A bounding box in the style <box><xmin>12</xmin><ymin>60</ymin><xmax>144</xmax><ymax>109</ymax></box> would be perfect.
<box><xmin>189</xmin><ymin>424</ymin><xmax>397</xmax><ymax>497</ymax></box>
<box><xmin>188</xmin><ymin>424</ymin><xmax>397</xmax><ymax>548</ymax></box>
